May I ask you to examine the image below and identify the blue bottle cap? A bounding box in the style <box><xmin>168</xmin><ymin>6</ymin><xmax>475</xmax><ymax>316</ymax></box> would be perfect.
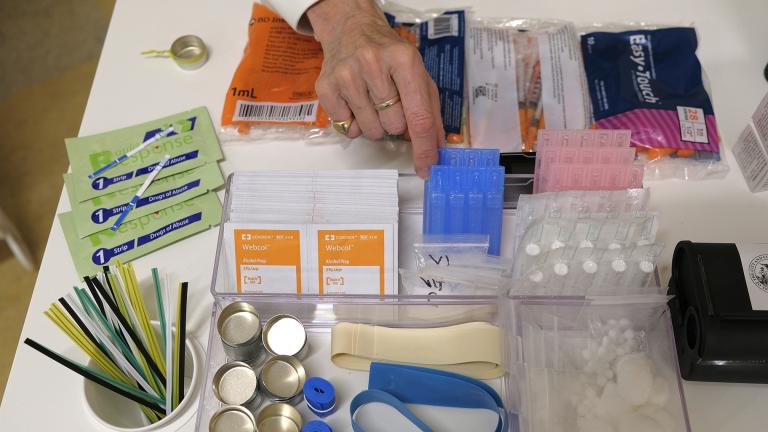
<box><xmin>303</xmin><ymin>377</ymin><xmax>335</xmax><ymax>415</ymax></box>
<box><xmin>301</xmin><ymin>420</ymin><xmax>332</xmax><ymax>432</ymax></box>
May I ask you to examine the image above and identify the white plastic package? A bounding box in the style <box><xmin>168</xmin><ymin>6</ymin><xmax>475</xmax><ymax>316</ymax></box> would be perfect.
<box><xmin>466</xmin><ymin>18</ymin><xmax>591</xmax><ymax>152</ymax></box>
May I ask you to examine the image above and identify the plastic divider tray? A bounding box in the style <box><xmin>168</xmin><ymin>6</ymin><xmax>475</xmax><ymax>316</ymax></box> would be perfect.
<box><xmin>195</xmin><ymin>172</ymin><xmax>690</xmax><ymax>432</ymax></box>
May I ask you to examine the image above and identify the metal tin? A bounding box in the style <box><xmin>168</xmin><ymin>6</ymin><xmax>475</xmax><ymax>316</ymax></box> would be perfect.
<box><xmin>209</xmin><ymin>405</ymin><xmax>256</xmax><ymax>432</ymax></box>
<box><xmin>218</xmin><ymin>302</ymin><xmax>263</xmax><ymax>363</ymax></box>
<box><xmin>262</xmin><ymin>314</ymin><xmax>308</xmax><ymax>359</ymax></box>
<box><xmin>170</xmin><ymin>35</ymin><xmax>208</xmax><ymax>70</ymax></box>
<box><xmin>259</xmin><ymin>355</ymin><xmax>307</xmax><ymax>405</ymax></box>
<box><xmin>212</xmin><ymin>361</ymin><xmax>262</xmax><ymax>413</ymax></box>
<box><xmin>255</xmin><ymin>403</ymin><xmax>303</xmax><ymax>432</ymax></box>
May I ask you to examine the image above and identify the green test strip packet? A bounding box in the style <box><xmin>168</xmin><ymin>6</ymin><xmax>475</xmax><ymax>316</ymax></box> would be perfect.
<box><xmin>65</xmin><ymin>162</ymin><xmax>224</xmax><ymax>238</ymax></box>
<box><xmin>66</xmin><ymin>106</ymin><xmax>223</xmax><ymax>202</ymax></box>
<box><xmin>59</xmin><ymin>192</ymin><xmax>222</xmax><ymax>275</ymax></box>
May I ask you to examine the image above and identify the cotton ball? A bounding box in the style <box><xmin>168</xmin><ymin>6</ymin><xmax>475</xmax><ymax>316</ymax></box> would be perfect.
<box><xmin>616</xmin><ymin>353</ymin><xmax>654</xmax><ymax>406</ymax></box>
<box><xmin>529</xmin><ymin>270</ymin><xmax>544</xmax><ymax>283</ymax></box>
<box><xmin>617</xmin><ymin>412</ymin><xmax>664</xmax><ymax>432</ymax></box>
<box><xmin>526</xmin><ymin>243</ymin><xmax>541</xmax><ymax>256</ymax></box>
<box><xmin>612</xmin><ymin>259</ymin><xmax>627</xmax><ymax>272</ymax></box>
<box><xmin>596</xmin><ymin>382</ymin><xmax>632</xmax><ymax>422</ymax></box>
<box><xmin>619</xmin><ymin>318</ymin><xmax>631</xmax><ymax>328</ymax></box>
<box><xmin>637</xmin><ymin>406</ymin><xmax>677</xmax><ymax>432</ymax></box>
<box><xmin>648</xmin><ymin>376</ymin><xmax>670</xmax><ymax>406</ymax></box>
<box><xmin>583</xmin><ymin>260</ymin><xmax>599</xmax><ymax>274</ymax></box>
<box><xmin>554</xmin><ymin>262</ymin><xmax>569</xmax><ymax>276</ymax></box>
<box><xmin>578</xmin><ymin>416</ymin><xmax>616</xmax><ymax>432</ymax></box>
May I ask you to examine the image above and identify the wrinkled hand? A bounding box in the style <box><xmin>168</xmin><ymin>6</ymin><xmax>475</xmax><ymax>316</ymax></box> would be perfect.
<box><xmin>307</xmin><ymin>0</ymin><xmax>444</xmax><ymax>178</ymax></box>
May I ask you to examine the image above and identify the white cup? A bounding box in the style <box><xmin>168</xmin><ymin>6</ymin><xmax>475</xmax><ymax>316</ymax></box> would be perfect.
<box><xmin>82</xmin><ymin>322</ymin><xmax>202</xmax><ymax>431</ymax></box>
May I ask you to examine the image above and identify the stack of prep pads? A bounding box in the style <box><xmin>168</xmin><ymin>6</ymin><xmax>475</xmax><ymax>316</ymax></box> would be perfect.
<box><xmin>423</xmin><ymin>148</ymin><xmax>504</xmax><ymax>255</ymax></box>
<box><xmin>60</xmin><ymin>107</ymin><xmax>224</xmax><ymax>275</ymax></box>
<box><xmin>224</xmin><ymin>170</ymin><xmax>398</xmax><ymax>295</ymax></box>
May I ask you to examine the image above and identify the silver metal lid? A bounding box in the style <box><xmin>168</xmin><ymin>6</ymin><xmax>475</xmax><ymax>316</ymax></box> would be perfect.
<box><xmin>170</xmin><ymin>35</ymin><xmax>208</xmax><ymax>70</ymax></box>
<box><xmin>255</xmin><ymin>403</ymin><xmax>303</xmax><ymax>432</ymax></box>
<box><xmin>212</xmin><ymin>361</ymin><xmax>258</xmax><ymax>405</ymax></box>
<box><xmin>218</xmin><ymin>302</ymin><xmax>261</xmax><ymax>347</ymax></box>
<box><xmin>260</xmin><ymin>356</ymin><xmax>306</xmax><ymax>401</ymax></box>
<box><xmin>262</xmin><ymin>314</ymin><xmax>307</xmax><ymax>357</ymax></box>
<box><xmin>209</xmin><ymin>406</ymin><xmax>256</xmax><ymax>432</ymax></box>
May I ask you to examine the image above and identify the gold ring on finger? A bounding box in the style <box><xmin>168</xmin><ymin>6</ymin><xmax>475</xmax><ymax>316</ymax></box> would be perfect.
<box><xmin>332</xmin><ymin>118</ymin><xmax>353</xmax><ymax>135</ymax></box>
<box><xmin>374</xmin><ymin>95</ymin><xmax>401</xmax><ymax>111</ymax></box>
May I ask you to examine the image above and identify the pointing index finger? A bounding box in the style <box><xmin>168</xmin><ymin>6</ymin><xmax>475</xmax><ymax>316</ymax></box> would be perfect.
<box><xmin>391</xmin><ymin>59</ymin><xmax>442</xmax><ymax>178</ymax></box>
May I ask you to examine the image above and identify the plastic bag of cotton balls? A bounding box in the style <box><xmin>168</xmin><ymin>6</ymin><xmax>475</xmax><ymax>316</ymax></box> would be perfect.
<box><xmin>575</xmin><ymin>319</ymin><xmax>679</xmax><ymax>432</ymax></box>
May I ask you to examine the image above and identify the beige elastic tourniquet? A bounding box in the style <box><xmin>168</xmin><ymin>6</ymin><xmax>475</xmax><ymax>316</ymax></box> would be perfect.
<box><xmin>331</xmin><ymin>322</ymin><xmax>504</xmax><ymax>379</ymax></box>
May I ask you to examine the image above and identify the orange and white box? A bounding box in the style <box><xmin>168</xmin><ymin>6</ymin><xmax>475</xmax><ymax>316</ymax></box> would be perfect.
<box><xmin>224</xmin><ymin>223</ymin><xmax>310</xmax><ymax>294</ymax></box>
<box><xmin>310</xmin><ymin>224</ymin><xmax>396</xmax><ymax>295</ymax></box>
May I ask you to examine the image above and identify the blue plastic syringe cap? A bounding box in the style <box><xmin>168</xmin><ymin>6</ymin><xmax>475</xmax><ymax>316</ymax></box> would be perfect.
<box><xmin>439</xmin><ymin>148</ymin><xmax>463</xmax><ymax>166</ymax></box>
<box><xmin>450</xmin><ymin>167</ymin><xmax>468</xmax><ymax>191</ymax></box>
<box><xmin>429</xmin><ymin>165</ymin><xmax>449</xmax><ymax>192</ymax></box>
<box><xmin>469</xmin><ymin>168</ymin><xmax>485</xmax><ymax>192</ymax></box>
<box><xmin>489</xmin><ymin>167</ymin><xmax>505</xmax><ymax>192</ymax></box>
<box><xmin>301</xmin><ymin>420</ymin><xmax>333</xmax><ymax>432</ymax></box>
<box><xmin>479</xmin><ymin>149</ymin><xmax>501</xmax><ymax>167</ymax></box>
<box><xmin>303</xmin><ymin>377</ymin><xmax>336</xmax><ymax>414</ymax></box>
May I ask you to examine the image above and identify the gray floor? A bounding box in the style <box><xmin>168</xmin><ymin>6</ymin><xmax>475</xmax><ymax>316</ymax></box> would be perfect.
<box><xmin>0</xmin><ymin>0</ymin><xmax>114</xmax><ymax>400</ymax></box>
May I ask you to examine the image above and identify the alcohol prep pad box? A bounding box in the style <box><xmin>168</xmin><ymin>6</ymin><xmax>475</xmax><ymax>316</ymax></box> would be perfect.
<box><xmin>224</xmin><ymin>223</ymin><xmax>309</xmax><ymax>294</ymax></box>
<box><xmin>310</xmin><ymin>225</ymin><xmax>395</xmax><ymax>295</ymax></box>
<box><xmin>221</xmin><ymin>170</ymin><xmax>399</xmax><ymax>296</ymax></box>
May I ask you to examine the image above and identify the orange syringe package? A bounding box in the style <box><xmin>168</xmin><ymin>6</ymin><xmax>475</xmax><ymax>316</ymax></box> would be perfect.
<box><xmin>221</xmin><ymin>4</ymin><xmax>331</xmax><ymax>140</ymax></box>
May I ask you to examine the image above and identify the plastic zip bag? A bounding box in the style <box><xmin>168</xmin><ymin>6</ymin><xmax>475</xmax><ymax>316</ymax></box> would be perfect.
<box><xmin>466</xmin><ymin>18</ymin><xmax>592</xmax><ymax>152</ymax></box>
<box><xmin>412</xmin><ymin>234</ymin><xmax>489</xmax><ymax>269</ymax></box>
<box><xmin>398</xmin><ymin>268</ymin><xmax>501</xmax><ymax>295</ymax></box>
<box><xmin>578</xmin><ymin>24</ymin><xmax>729</xmax><ymax>180</ymax></box>
<box><xmin>220</xmin><ymin>4</ymin><xmax>334</xmax><ymax>141</ymax></box>
<box><xmin>384</xmin><ymin>6</ymin><xmax>470</xmax><ymax>146</ymax></box>
<box><xmin>221</xmin><ymin>2</ymin><xmax>468</xmax><ymax>145</ymax></box>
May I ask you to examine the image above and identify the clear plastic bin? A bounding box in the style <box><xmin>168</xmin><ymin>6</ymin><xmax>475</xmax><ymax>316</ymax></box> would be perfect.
<box><xmin>194</xmin><ymin>294</ymin><xmax>517</xmax><ymax>432</ymax></box>
<box><xmin>510</xmin><ymin>297</ymin><xmax>691</xmax><ymax>432</ymax></box>
<box><xmin>195</xmin><ymin>172</ymin><xmax>690</xmax><ymax>432</ymax></box>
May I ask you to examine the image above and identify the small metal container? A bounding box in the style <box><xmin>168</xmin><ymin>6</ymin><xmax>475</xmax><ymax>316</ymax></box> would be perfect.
<box><xmin>169</xmin><ymin>35</ymin><xmax>208</xmax><ymax>70</ymax></box>
<box><xmin>218</xmin><ymin>302</ymin><xmax>263</xmax><ymax>364</ymax></box>
<box><xmin>209</xmin><ymin>405</ymin><xmax>256</xmax><ymax>432</ymax></box>
<box><xmin>212</xmin><ymin>361</ymin><xmax>262</xmax><ymax>413</ymax></box>
<box><xmin>255</xmin><ymin>403</ymin><xmax>303</xmax><ymax>432</ymax></box>
<box><xmin>262</xmin><ymin>314</ymin><xmax>308</xmax><ymax>359</ymax></box>
<box><xmin>259</xmin><ymin>355</ymin><xmax>307</xmax><ymax>405</ymax></box>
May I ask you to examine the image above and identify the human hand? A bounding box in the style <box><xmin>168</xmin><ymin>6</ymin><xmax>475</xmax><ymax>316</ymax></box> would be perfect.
<box><xmin>307</xmin><ymin>0</ymin><xmax>444</xmax><ymax>178</ymax></box>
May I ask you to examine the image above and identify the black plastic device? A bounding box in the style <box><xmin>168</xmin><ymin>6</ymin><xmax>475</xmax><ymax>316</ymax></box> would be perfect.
<box><xmin>668</xmin><ymin>241</ymin><xmax>768</xmax><ymax>383</ymax></box>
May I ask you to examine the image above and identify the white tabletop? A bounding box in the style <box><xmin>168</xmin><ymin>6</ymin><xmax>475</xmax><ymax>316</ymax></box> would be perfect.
<box><xmin>2</xmin><ymin>0</ymin><xmax>768</xmax><ymax>431</ymax></box>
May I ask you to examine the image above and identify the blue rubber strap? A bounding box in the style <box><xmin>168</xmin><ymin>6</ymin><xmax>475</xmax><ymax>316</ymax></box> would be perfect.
<box><xmin>350</xmin><ymin>389</ymin><xmax>432</xmax><ymax>432</ymax></box>
<box><xmin>304</xmin><ymin>377</ymin><xmax>335</xmax><ymax>411</ymax></box>
<box><xmin>368</xmin><ymin>363</ymin><xmax>508</xmax><ymax>432</ymax></box>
